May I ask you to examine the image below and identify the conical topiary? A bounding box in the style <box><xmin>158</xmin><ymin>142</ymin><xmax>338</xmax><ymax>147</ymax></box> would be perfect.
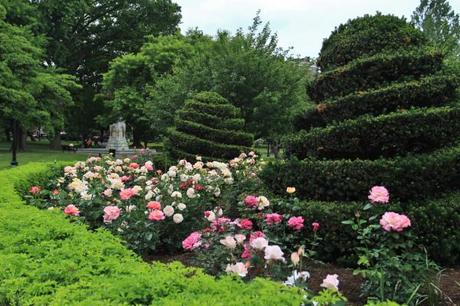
<box><xmin>262</xmin><ymin>14</ymin><xmax>460</xmax><ymax>201</ymax></box>
<box><xmin>167</xmin><ymin>91</ymin><xmax>253</xmax><ymax>161</ymax></box>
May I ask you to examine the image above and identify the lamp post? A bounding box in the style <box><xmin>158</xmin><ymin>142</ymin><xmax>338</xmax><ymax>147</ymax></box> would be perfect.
<box><xmin>11</xmin><ymin>119</ymin><xmax>18</xmax><ymax>167</ymax></box>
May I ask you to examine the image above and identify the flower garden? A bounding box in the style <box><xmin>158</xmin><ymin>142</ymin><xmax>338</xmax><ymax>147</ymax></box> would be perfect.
<box><xmin>1</xmin><ymin>7</ymin><xmax>460</xmax><ymax>306</ymax></box>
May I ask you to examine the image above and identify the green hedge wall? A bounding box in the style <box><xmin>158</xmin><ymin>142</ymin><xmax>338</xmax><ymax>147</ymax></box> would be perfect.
<box><xmin>317</xmin><ymin>13</ymin><xmax>427</xmax><ymax>71</ymax></box>
<box><xmin>277</xmin><ymin>193</ymin><xmax>460</xmax><ymax>266</ymax></box>
<box><xmin>261</xmin><ymin>144</ymin><xmax>460</xmax><ymax>202</ymax></box>
<box><xmin>294</xmin><ymin>73</ymin><xmax>459</xmax><ymax>130</ymax></box>
<box><xmin>167</xmin><ymin>92</ymin><xmax>253</xmax><ymax>161</ymax></box>
<box><xmin>310</xmin><ymin>48</ymin><xmax>443</xmax><ymax>101</ymax></box>
<box><xmin>286</xmin><ymin>107</ymin><xmax>460</xmax><ymax>160</ymax></box>
<box><xmin>0</xmin><ymin>163</ymin><xmax>304</xmax><ymax>305</ymax></box>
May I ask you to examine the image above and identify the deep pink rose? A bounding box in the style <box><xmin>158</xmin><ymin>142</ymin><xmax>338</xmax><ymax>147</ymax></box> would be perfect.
<box><xmin>238</xmin><ymin>218</ymin><xmax>253</xmax><ymax>230</ymax></box>
<box><xmin>120</xmin><ymin>188</ymin><xmax>136</xmax><ymax>200</ymax></box>
<box><xmin>29</xmin><ymin>186</ymin><xmax>41</xmax><ymax>195</ymax></box>
<box><xmin>182</xmin><ymin>232</ymin><xmax>202</xmax><ymax>250</ymax></box>
<box><xmin>312</xmin><ymin>222</ymin><xmax>320</xmax><ymax>232</ymax></box>
<box><xmin>244</xmin><ymin>195</ymin><xmax>258</xmax><ymax>208</ymax></box>
<box><xmin>241</xmin><ymin>243</ymin><xmax>252</xmax><ymax>259</ymax></box>
<box><xmin>368</xmin><ymin>186</ymin><xmax>389</xmax><ymax>204</ymax></box>
<box><xmin>64</xmin><ymin>204</ymin><xmax>80</xmax><ymax>216</ymax></box>
<box><xmin>148</xmin><ymin>209</ymin><xmax>165</xmax><ymax>221</ymax></box>
<box><xmin>103</xmin><ymin>205</ymin><xmax>121</xmax><ymax>223</ymax></box>
<box><xmin>288</xmin><ymin>216</ymin><xmax>304</xmax><ymax>230</ymax></box>
<box><xmin>211</xmin><ymin>217</ymin><xmax>231</xmax><ymax>232</ymax></box>
<box><xmin>380</xmin><ymin>212</ymin><xmax>411</xmax><ymax>232</ymax></box>
<box><xmin>120</xmin><ymin>176</ymin><xmax>131</xmax><ymax>182</ymax></box>
<box><xmin>265</xmin><ymin>213</ymin><xmax>283</xmax><ymax>225</ymax></box>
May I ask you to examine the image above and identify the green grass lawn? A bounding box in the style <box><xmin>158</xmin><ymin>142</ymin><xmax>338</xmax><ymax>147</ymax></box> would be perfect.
<box><xmin>0</xmin><ymin>142</ymin><xmax>87</xmax><ymax>170</ymax></box>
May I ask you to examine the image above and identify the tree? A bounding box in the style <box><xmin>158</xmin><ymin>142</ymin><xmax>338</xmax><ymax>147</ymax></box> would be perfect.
<box><xmin>100</xmin><ymin>35</ymin><xmax>195</xmax><ymax>147</ymax></box>
<box><xmin>412</xmin><ymin>0</ymin><xmax>460</xmax><ymax>57</ymax></box>
<box><xmin>263</xmin><ymin>14</ymin><xmax>460</xmax><ymax>202</ymax></box>
<box><xmin>0</xmin><ymin>3</ymin><xmax>79</xmax><ymax>150</ymax></box>
<box><xmin>1</xmin><ymin>0</ymin><xmax>181</xmax><ymax>143</ymax></box>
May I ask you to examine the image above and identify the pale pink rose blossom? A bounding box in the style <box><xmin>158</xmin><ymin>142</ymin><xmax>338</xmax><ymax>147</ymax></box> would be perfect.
<box><xmin>225</xmin><ymin>262</ymin><xmax>248</xmax><ymax>277</ymax></box>
<box><xmin>119</xmin><ymin>188</ymin><xmax>136</xmax><ymax>200</ymax></box>
<box><xmin>249</xmin><ymin>231</ymin><xmax>265</xmax><ymax>243</ymax></box>
<box><xmin>182</xmin><ymin>232</ymin><xmax>202</xmax><ymax>250</ymax></box>
<box><xmin>380</xmin><ymin>212</ymin><xmax>411</xmax><ymax>232</ymax></box>
<box><xmin>321</xmin><ymin>274</ymin><xmax>339</xmax><ymax>291</ymax></box>
<box><xmin>103</xmin><ymin>205</ymin><xmax>121</xmax><ymax>223</ymax></box>
<box><xmin>144</xmin><ymin>162</ymin><xmax>154</xmax><ymax>171</ymax></box>
<box><xmin>64</xmin><ymin>204</ymin><xmax>80</xmax><ymax>216</ymax></box>
<box><xmin>220</xmin><ymin>236</ymin><xmax>237</xmax><ymax>249</ymax></box>
<box><xmin>250</xmin><ymin>237</ymin><xmax>268</xmax><ymax>250</ymax></box>
<box><xmin>103</xmin><ymin>188</ymin><xmax>113</xmax><ymax>197</ymax></box>
<box><xmin>368</xmin><ymin>186</ymin><xmax>390</xmax><ymax>204</ymax></box>
<box><xmin>29</xmin><ymin>186</ymin><xmax>41</xmax><ymax>195</ymax></box>
<box><xmin>264</xmin><ymin>245</ymin><xmax>285</xmax><ymax>261</ymax></box>
<box><xmin>234</xmin><ymin>234</ymin><xmax>246</xmax><ymax>244</ymax></box>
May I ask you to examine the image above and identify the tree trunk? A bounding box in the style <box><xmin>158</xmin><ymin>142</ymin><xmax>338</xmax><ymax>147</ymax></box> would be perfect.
<box><xmin>132</xmin><ymin>128</ymin><xmax>141</xmax><ymax>148</ymax></box>
<box><xmin>4</xmin><ymin>127</ymin><xmax>11</xmax><ymax>142</ymax></box>
<box><xmin>18</xmin><ymin>126</ymin><xmax>27</xmax><ymax>151</ymax></box>
<box><xmin>50</xmin><ymin>133</ymin><xmax>62</xmax><ymax>150</ymax></box>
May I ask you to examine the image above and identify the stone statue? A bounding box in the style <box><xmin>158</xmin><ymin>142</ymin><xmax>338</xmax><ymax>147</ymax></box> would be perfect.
<box><xmin>106</xmin><ymin>121</ymin><xmax>129</xmax><ymax>151</ymax></box>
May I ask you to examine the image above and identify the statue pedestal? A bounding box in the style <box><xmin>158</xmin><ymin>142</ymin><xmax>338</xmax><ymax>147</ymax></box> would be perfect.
<box><xmin>106</xmin><ymin>121</ymin><xmax>129</xmax><ymax>151</ymax></box>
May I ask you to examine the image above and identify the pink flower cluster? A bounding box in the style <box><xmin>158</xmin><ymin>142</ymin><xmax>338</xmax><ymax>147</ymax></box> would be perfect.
<box><xmin>287</xmin><ymin>216</ymin><xmax>304</xmax><ymax>230</ymax></box>
<box><xmin>103</xmin><ymin>205</ymin><xmax>121</xmax><ymax>223</ymax></box>
<box><xmin>380</xmin><ymin>212</ymin><xmax>411</xmax><ymax>232</ymax></box>
<box><xmin>120</xmin><ymin>188</ymin><xmax>137</xmax><ymax>200</ymax></box>
<box><xmin>182</xmin><ymin>232</ymin><xmax>202</xmax><ymax>250</ymax></box>
<box><xmin>368</xmin><ymin>186</ymin><xmax>389</xmax><ymax>204</ymax></box>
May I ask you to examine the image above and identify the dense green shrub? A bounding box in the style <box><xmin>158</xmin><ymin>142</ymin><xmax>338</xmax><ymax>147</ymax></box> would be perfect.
<box><xmin>317</xmin><ymin>13</ymin><xmax>427</xmax><ymax>70</ymax></box>
<box><xmin>274</xmin><ymin>193</ymin><xmax>460</xmax><ymax>266</ymax></box>
<box><xmin>167</xmin><ymin>91</ymin><xmax>253</xmax><ymax>161</ymax></box>
<box><xmin>261</xmin><ymin>145</ymin><xmax>460</xmax><ymax>201</ymax></box>
<box><xmin>269</xmin><ymin>14</ymin><xmax>460</xmax><ymax>202</ymax></box>
<box><xmin>293</xmin><ymin>73</ymin><xmax>459</xmax><ymax>130</ymax></box>
<box><xmin>311</xmin><ymin>47</ymin><xmax>443</xmax><ymax>101</ymax></box>
<box><xmin>0</xmin><ymin>163</ymin><xmax>304</xmax><ymax>305</ymax></box>
<box><xmin>286</xmin><ymin>107</ymin><xmax>460</xmax><ymax>160</ymax></box>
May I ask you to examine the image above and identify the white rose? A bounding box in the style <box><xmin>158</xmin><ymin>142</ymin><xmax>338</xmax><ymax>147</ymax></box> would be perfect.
<box><xmin>320</xmin><ymin>274</ymin><xmax>339</xmax><ymax>291</ymax></box>
<box><xmin>264</xmin><ymin>245</ymin><xmax>285</xmax><ymax>262</ymax></box>
<box><xmin>257</xmin><ymin>196</ymin><xmax>270</xmax><ymax>210</ymax></box>
<box><xmin>220</xmin><ymin>236</ymin><xmax>237</xmax><ymax>249</ymax></box>
<box><xmin>213</xmin><ymin>187</ymin><xmax>221</xmax><ymax>197</ymax></box>
<box><xmin>171</xmin><ymin>191</ymin><xmax>182</xmax><ymax>198</ymax></box>
<box><xmin>225</xmin><ymin>262</ymin><xmax>248</xmax><ymax>277</ymax></box>
<box><xmin>177</xmin><ymin>203</ymin><xmax>186</xmax><ymax>210</ymax></box>
<box><xmin>145</xmin><ymin>190</ymin><xmax>154</xmax><ymax>200</ymax></box>
<box><xmin>224</xmin><ymin>177</ymin><xmax>234</xmax><ymax>184</ymax></box>
<box><xmin>180</xmin><ymin>174</ymin><xmax>188</xmax><ymax>182</ymax></box>
<box><xmin>163</xmin><ymin>205</ymin><xmax>174</xmax><ymax>217</ymax></box>
<box><xmin>250</xmin><ymin>237</ymin><xmax>268</xmax><ymax>250</ymax></box>
<box><xmin>186</xmin><ymin>188</ymin><xmax>196</xmax><ymax>199</ymax></box>
<box><xmin>206</xmin><ymin>211</ymin><xmax>216</xmax><ymax>221</ymax></box>
<box><xmin>173</xmin><ymin>213</ymin><xmax>184</xmax><ymax>224</ymax></box>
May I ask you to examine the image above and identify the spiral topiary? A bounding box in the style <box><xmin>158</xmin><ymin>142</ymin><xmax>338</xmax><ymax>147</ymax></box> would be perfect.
<box><xmin>262</xmin><ymin>14</ymin><xmax>460</xmax><ymax>201</ymax></box>
<box><xmin>167</xmin><ymin>91</ymin><xmax>253</xmax><ymax>161</ymax></box>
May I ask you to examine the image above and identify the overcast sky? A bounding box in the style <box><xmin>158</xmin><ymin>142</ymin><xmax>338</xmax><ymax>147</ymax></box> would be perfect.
<box><xmin>175</xmin><ymin>0</ymin><xmax>460</xmax><ymax>58</ymax></box>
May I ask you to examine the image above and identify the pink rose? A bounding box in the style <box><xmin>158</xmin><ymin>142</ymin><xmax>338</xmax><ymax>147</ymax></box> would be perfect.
<box><xmin>244</xmin><ymin>195</ymin><xmax>258</xmax><ymax>208</ymax></box>
<box><xmin>368</xmin><ymin>186</ymin><xmax>389</xmax><ymax>204</ymax></box>
<box><xmin>265</xmin><ymin>213</ymin><xmax>283</xmax><ymax>225</ymax></box>
<box><xmin>249</xmin><ymin>231</ymin><xmax>266</xmax><ymax>243</ymax></box>
<box><xmin>241</xmin><ymin>243</ymin><xmax>252</xmax><ymax>259</ymax></box>
<box><xmin>211</xmin><ymin>217</ymin><xmax>231</xmax><ymax>232</ymax></box>
<box><xmin>129</xmin><ymin>162</ymin><xmax>139</xmax><ymax>169</ymax></box>
<box><xmin>144</xmin><ymin>162</ymin><xmax>154</xmax><ymax>171</ymax></box>
<box><xmin>238</xmin><ymin>218</ymin><xmax>253</xmax><ymax>230</ymax></box>
<box><xmin>120</xmin><ymin>188</ymin><xmax>136</xmax><ymax>200</ymax></box>
<box><xmin>29</xmin><ymin>186</ymin><xmax>41</xmax><ymax>195</ymax></box>
<box><xmin>312</xmin><ymin>222</ymin><xmax>320</xmax><ymax>232</ymax></box>
<box><xmin>380</xmin><ymin>212</ymin><xmax>411</xmax><ymax>232</ymax></box>
<box><xmin>103</xmin><ymin>205</ymin><xmax>121</xmax><ymax>223</ymax></box>
<box><xmin>182</xmin><ymin>232</ymin><xmax>202</xmax><ymax>250</ymax></box>
<box><xmin>288</xmin><ymin>216</ymin><xmax>304</xmax><ymax>231</ymax></box>
<box><xmin>148</xmin><ymin>209</ymin><xmax>165</xmax><ymax>221</ymax></box>
<box><xmin>146</xmin><ymin>201</ymin><xmax>161</xmax><ymax>210</ymax></box>
<box><xmin>64</xmin><ymin>204</ymin><xmax>80</xmax><ymax>216</ymax></box>
<box><xmin>321</xmin><ymin>274</ymin><xmax>339</xmax><ymax>291</ymax></box>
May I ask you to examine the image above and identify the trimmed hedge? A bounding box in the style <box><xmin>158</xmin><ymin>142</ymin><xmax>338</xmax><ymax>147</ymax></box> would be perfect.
<box><xmin>293</xmin><ymin>73</ymin><xmax>459</xmax><ymax>130</ymax></box>
<box><xmin>261</xmin><ymin>144</ymin><xmax>460</xmax><ymax>202</ymax></box>
<box><xmin>317</xmin><ymin>13</ymin><xmax>427</xmax><ymax>70</ymax></box>
<box><xmin>285</xmin><ymin>107</ymin><xmax>460</xmax><ymax>160</ymax></box>
<box><xmin>168</xmin><ymin>91</ymin><xmax>253</xmax><ymax>161</ymax></box>
<box><xmin>311</xmin><ymin>47</ymin><xmax>443</xmax><ymax>101</ymax></box>
<box><xmin>0</xmin><ymin>163</ymin><xmax>304</xmax><ymax>305</ymax></box>
<box><xmin>277</xmin><ymin>193</ymin><xmax>460</xmax><ymax>266</ymax></box>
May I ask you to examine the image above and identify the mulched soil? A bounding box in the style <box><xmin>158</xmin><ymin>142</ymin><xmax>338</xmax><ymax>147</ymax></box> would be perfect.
<box><xmin>145</xmin><ymin>253</ymin><xmax>459</xmax><ymax>305</ymax></box>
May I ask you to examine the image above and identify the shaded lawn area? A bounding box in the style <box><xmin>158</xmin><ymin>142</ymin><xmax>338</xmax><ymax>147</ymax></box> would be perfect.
<box><xmin>0</xmin><ymin>142</ymin><xmax>87</xmax><ymax>170</ymax></box>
